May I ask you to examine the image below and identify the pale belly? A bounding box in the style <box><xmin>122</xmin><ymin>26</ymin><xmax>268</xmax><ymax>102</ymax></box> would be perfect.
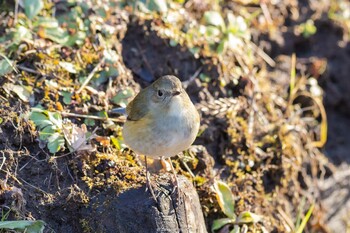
<box><xmin>123</xmin><ymin>113</ymin><xmax>199</xmax><ymax>158</ymax></box>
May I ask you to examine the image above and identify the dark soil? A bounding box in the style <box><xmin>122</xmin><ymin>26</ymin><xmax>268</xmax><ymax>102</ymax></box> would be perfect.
<box><xmin>0</xmin><ymin>1</ymin><xmax>349</xmax><ymax>233</ymax></box>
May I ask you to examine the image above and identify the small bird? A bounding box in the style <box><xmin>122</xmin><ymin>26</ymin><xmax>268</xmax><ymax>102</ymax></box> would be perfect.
<box><xmin>121</xmin><ymin>75</ymin><xmax>200</xmax><ymax>199</ymax></box>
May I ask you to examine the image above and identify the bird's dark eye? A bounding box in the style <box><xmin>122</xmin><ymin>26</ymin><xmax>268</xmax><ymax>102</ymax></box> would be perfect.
<box><xmin>157</xmin><ymin>90</ymin><xmax>164</xmax><ymax>97</ymax></box>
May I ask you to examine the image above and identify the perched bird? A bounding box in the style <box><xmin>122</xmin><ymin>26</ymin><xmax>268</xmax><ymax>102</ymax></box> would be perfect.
<box><xmin>118</xmin><ymin>75</ymin><xmax>200</xmax><ymax>199</ymax></box>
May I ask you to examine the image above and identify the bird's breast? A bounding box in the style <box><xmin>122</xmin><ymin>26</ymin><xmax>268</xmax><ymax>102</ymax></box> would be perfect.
<box><xmin>123</xmin><ymin>95</ymin><xmax>199</xmax><ymax>158</ymax></box>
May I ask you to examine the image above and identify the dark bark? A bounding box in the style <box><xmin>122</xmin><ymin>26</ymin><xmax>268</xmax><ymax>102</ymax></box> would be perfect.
<box><xmin>84</xmin><ymin>175</ymin><xmax>207</xmax><ymax>233</ymax></box>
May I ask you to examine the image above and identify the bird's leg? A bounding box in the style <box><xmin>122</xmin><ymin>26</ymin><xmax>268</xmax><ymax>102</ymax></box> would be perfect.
<box><xmin>167</xmin><ymin>158</ymin><xmax>179</xmax><ymax>194</ymax></box>
<box><xmin>160</xmin><ymin>157</ymin><xmax>171</xmax><ymax>172</ymax></box>
<box><xmin>145</xmin><ymin>157</ymin><xmax>158</xmax><ymax>203</ymax></box>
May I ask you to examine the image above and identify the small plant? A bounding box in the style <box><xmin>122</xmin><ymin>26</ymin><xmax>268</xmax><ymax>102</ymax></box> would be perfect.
<box><xmin>201</xmin><ymin>11</ymin><xmax>251</xmax><ymax>54</ymax></box>
<box><xmin>212</xmin><ymin>180</ymin><xmax>265</xmax><ymax>232</ymax></box>
<box><xmin>0</xmin><ymin>220</ymin><xmax>45</xmax><ymax>233</ymax></box>
<box><xmin>29</xmin><ymin>107</ymin><xmax>95</xmax><ymax>154</ymax></box>
<box><xmin>296</xmin><ymin>19</ymin><xmax>317</xmax><ymax>38</ymax></box>
<box><xmin>30</xmin><ymin>107</ymin><xmax>65</xmax><ymax>154</ymax></box>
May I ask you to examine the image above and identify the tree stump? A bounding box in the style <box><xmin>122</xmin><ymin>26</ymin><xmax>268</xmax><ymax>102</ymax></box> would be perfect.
<box><xmin>85</xmin><ymin>174</ymin><xmax>208</xmax><ymax>233</ymax></box>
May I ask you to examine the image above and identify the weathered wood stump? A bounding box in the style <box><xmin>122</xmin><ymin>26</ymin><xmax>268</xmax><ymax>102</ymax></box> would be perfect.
<box><xmin>85</xmin><ymin>174</ymin><xmax>207</xmax><ymax>233</ymax></box>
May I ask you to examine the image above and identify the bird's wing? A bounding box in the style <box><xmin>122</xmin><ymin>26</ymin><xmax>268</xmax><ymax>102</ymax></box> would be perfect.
<box><xmin>126</xmin><ymin>89</ymin><xmax>150</xmax><ymax>121</ymax></box>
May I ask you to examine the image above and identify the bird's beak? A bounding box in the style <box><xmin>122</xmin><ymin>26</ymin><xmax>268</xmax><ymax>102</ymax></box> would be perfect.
<box><xmin>172</xmin><ymin>90</ymin><xmax>181</xmax><ymax>96</ymax></box>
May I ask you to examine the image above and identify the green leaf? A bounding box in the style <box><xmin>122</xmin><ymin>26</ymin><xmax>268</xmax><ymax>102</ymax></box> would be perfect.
<box><xmin>13</xmin><ymin>26</ymin><xmax>32</xmax><ymax>44</ymax></box>
<box><xmin>229</xmin><ymin>225</ymin><xmax>240</xmax><ymax>233</ymax></box>
<box><xmin>30</xmin><ymin>111</ymin><xmax>53</xmax><ymax>130</ymax></box>
<box><xmin>24</xmin><ymin>0</ymin><xmax>44</xmax><ymax>20</ymax></box>
<box><xmin>236</xmin><ymin>211</ymin><xmax>262</xmax><ymax>224</ymax></box>
<box><xmin>135</xmin><ymin>0</ymin><xmax>168</xmax><ymax>13</ymax></box>
<box><xmin>112</xmin><ymin>88</ymin><xmax>135</xmax><ymax>108</ymax></box>
<box><xmin>65</xmin><ymin>31</ymin><xmax>86</xmax><ymax>46</ymax></box>
<box><xmin>98</xmin><ymin>111</ymin><xmax>108</xmax><ymax>118</ymax></box>
<box><xmin>217</xmin><ymin>39</ymin><xmax>227</xmax><ymax>54</ymax></box>
<box><xmin>211</xmin><ymin>218</ymin><xmax>233</xmax><ymax>232</ymax></box>
<box><xmin>0</xmin><ymin>220</ymin><xmax>45</xmax><ymax>233</ymax></box>
<box><xmin>39</xmin><ymin>125</ymin><xmax>55</xmax><ymax>141</ymax></box>
<box><xmin>34</xmin><ymin>17</ymin><xmax>86</xmax><ymax>46</ymax></box>
<box><xmin>47</xmin><ymin>133</ymin><xmax>65</xmax><ymax>153</ymax></box>
<box><xmin>301</xmin><ymin>20</ymin><xmax>317</xmax><ymax>38</ymax></box>
<box><xmin>203</xmin><ymin>11</ymin><xmax>225</xmax><ymax>29</ymax></box>
<box><xmin>110</xmin><ymin>135</ymin><xmax>125</xmax><ymax>150</ymax></box>
<box><xmin>33</xmin><ymin>17</ymin><xmax>59</xmax><ymax>28</ymax></box>
<box><xmin>98</xmin><ymin>66</ymin><xmax>119</xmax><ymax>84</ymax></box>
<box><xmin>12</xmin><ymin>84</ymin><xmax>32</xmax><ymax>102</ymax></box>
<box><xmin>0</xmin><ymin>59</ymin><xmax>13</xmax><ymax>76</ymax></box>
<box><xmin>148</xmin><ymin>0</ymin><xmax>168</xmax><ymax>12</ymax></box>
<box><xmin>169</xmin><ymin>39</ymin><xmax>178</xmax><ymax>47</ymax></box>
<box><xmin>214</xmin><ymin>180</ymin><xmax>236</xmax><ymax>219</ymax></box>
<box><xmin>40</xmin><ymin>27</ymin><xmax>69</xmax><ymax>45</ymax></box>
<box><xmin>199</xmin><ymin>74</ymin><xmax>211</xmax><ymax>83</ymax></box>
<box><xmin>62</xmin><ymin>91</ymin><xmax>72</xmax><ymax>105</ymax></box>
<box><xmin>47</xmin><ymin>112</ymin><xmax>63</xmax><ymax>129</ymax></box>
<box><xmin>84</xmin><ymin>118</ymin><xmax>95</xmax><ymax>126</ymax></box>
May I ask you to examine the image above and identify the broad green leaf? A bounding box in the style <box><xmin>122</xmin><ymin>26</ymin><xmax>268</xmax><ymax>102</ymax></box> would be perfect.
<box><xmin>98</xmin><ymin>111</ymin><xmax>108</xmax><ymax>118</ymax></box>
<box><xmin>236</xmin><ymin>211</ymin><xmax>262</xmax><ymax>224</ymax></box>
<box><xmin>98</xmin><ymin>66</ymin><xmax>119</xmax><ymax>85</ymax></box>
<box><xmin>84</xmin><ymin>118</ymin><xmax>95</xmax><ymax>126</ymax></box>
<box><xmin>39</xmin><ymin>125</ymin><xmax>55</xmax><ymax>141</ymax></box>
<box><xmin>0</xmin><ymin>59</ymin><xmax>13</xmax><ymax>76</ymax></box>
<box><xmin>47</xmin><ymin>133</ymin><xmax>65</xmax><ymax>153</ymax></box>
<box><xmin>135</xmin><ymin>0</ymin><xmax>168</xmax><ymax>13</ymax></box>
<box><xmin>33</xmin><ymin>17</ymin><xmax>59</xmax><ymax>28</ymax></box>
<box><xmin>30</xmin><ymin>111</ymin><xmax>53</xmax><ymax>130</ymax></box>
<box><xmin>12</xmin><ymin>84</ymin><xmax>32</xmax><ymax>102</ymax></box>
<box><xmin>65</xmin><ymin>31</ymin><xmax>86</xmax><ymax>46</ymax></box>
<box><xmin>47</xmin><ymin>112</ymin><xmax>63</xmax><ymax>129</ymax></box>
<box><xmin>0</xmin><ymin>220</ymin><xmax>45</xmax><ymax>233</ymax></box>
<box><xmin>62</xmin><ymin>91</ymin><xmax>72</xmax><ymax>104</ymax></box>
<box><xmin>44</xmin><ymin>13</ymin><xmax>86</xmax><ymax>46</ymax></box>
<box><xmin>39</xmin><ymin>27</ymin><xmax>69</xmax><ymax>45</ymax></box>
<box><xmin>203</xmin><ymin>11</ymin><xmax>225</xmax><ymax>29</ymax></box>
<box><xmin>148</xmin><ymin>0</ymin><xmax>168</xmax><ymax>12</ymax></box>
<box><xmin>112</xmin><ymin>88</ymin><xmax>135</xmax><ymax>108</ymax></box>
<box><xmin>211</xmin><ymin>218</ymin><xmax>233</xmax><ymax>231</ymax></box>
<box><xmin>24</xmin><ymin>0</ymin><xmax>44</xmax><ymax>20</ymax></box>
<box><xmin>217</xmin><ymin>39</ymin><xmax>227</xmax><ymax>54</ymax></box>
<box><xmin>230</xmin><ymin>225</ymin><xmax>240</xmax><ymax>233</ymax></box>
<box><xmin>214</xmin><ymin>180</ymin><xmax>236</xmax><ymax>219</ymax></box>
<box><xmin>13</xmin><ymin>26</ymin><xmax>32</xmax><ymax>44</ymax></box>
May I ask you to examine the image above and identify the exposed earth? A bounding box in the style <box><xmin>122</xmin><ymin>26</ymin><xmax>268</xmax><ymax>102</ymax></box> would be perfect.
<box><xmin>0</xmin><ymin>0</ymin><xmax>349</xmax><ymax>232</ymax></box>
